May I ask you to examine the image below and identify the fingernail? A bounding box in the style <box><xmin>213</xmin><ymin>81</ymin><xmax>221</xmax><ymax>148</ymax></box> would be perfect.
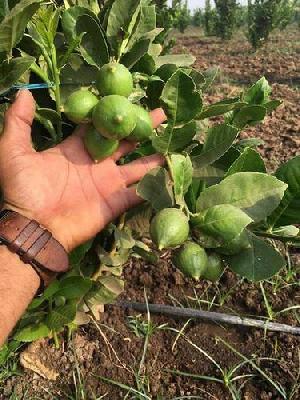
<box><xmin>15</xmin><ymin>90</ymin><xmax>22</xmax><ymax>98</ymax></box>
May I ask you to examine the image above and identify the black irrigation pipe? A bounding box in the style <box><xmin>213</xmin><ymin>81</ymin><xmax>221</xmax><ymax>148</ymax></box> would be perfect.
<box><xmin>118</xmin><ymin>301</ymin><xmax>300</xmax><ymax>336</ymax></box>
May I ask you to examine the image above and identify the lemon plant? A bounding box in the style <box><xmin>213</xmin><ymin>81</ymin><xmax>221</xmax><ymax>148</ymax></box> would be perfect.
<box><xmin>0</xmin><ymin>0</ymin><xmax>299</xmax><ymax>354</ymax></box>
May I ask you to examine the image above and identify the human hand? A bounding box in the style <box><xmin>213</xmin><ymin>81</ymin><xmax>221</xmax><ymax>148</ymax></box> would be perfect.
<box><xmin>0</xmin><ymin>90</ymin><xmax>166</xmax><ymax>252</ymax></box>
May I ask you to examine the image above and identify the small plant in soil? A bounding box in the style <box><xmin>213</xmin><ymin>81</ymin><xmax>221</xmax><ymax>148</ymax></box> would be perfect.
<box><xmin>0</xmin><ymin>0</ymin><xmax>299</xmax><ymax>361</ymax></box>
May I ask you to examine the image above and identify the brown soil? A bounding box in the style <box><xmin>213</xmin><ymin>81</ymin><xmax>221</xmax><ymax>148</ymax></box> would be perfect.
<box><xmin>1</xmin><ymin>28</ymin><xmax>300</xmax><ymax>400</ymax></box>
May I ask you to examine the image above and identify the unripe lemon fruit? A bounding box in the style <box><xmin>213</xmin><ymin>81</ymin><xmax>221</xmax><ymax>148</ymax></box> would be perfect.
<box><xmin>92</xmin><ymin>95</ymin><xmax>137</xmax><ymax>140</ymax></box>
<box><xmin>150</xmin><ymin>208</ymin><xmax>189</xmax><ymax>250</ymax></box>
<box><xmin>173</xmin><ymin>242</ymin><xmax>208</xmax><ymax>280</ymax></box>
<box><xmin>64</xmin><ymin>90</ymin><xmax>98</xmax><ymax>124</ymax></box>
<box><xmin>84</xmin><ymin>127</ymin><xmax>119</xmax><ymax>162</ymax></box>
<box><xmin>127</xmin><ymin>105</ymin><xmax>153</xmax><ymax>142</ymax></box>
<box><xmin>96</xmin><ymin>63</ymin><xmax>133</xmax><ymax>97</ymax></box>
<box><xmin>203</xmin><ymin>253</ymin><xmax>224</xmax><ymax>281</ymax></box>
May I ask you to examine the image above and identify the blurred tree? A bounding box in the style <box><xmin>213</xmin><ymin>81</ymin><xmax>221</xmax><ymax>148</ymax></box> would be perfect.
<box><xmin>204</xmin><ymin>0</ymin><xmax>217</xmax><ymax>36</ymax></box>
<box><xmin>192</xmin><ymin>7</ymin><xmax>203</xmax><ymax>27</ymax></box>
<box><xmin>214</xmin><ymin>0</ymin><xmax>238</xmax><ymax>40</ymax></box>
<box><xmin>248</xmin><ymin>0</ymin><xmax>296</xmax><ymax>49</ymax></box>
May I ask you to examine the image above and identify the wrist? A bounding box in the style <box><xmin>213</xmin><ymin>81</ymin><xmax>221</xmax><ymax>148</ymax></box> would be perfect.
<box><xmin>2</xmin><ymin>204</ymin><xmax>71</xmax><ymax>253</ymax></box>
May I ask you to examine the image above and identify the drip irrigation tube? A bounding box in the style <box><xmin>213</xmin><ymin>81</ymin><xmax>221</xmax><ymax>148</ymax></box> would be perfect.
<box><xmin>118</xmin><ymin>301</ymin><xmax>300</xmax><ymax>336</ymax></box>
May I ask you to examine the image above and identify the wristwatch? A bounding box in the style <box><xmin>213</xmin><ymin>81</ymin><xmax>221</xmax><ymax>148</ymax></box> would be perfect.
<box><xmin>0</xmin><ymin>209</ymin><xmax>69</xmax><ymax>289</ymax></box>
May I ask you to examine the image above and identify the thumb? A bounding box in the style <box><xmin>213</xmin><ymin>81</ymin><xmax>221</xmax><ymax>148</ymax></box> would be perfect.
<box><xmin>1</xmin><ymin>90</ymin><xmax>35</xmax><ymax>155</ymax></box>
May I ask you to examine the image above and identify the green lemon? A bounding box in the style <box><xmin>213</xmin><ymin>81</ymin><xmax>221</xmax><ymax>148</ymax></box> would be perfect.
<box><xmin>217</xmin><ymin>230</ymin><xmax>251</xmax><ymax>256</ymax></box>
<box><xmin>84</xmin><ymin>127</ymin><xmax>119</xmax><ymax>162</ymax></box>
<box><xmin>150</xmin><ymin>208</ymin><xmax>189</xmax><ymax>250</ymax></box>
<box><xmin>203</xmin><ymin>253</ymin><xmax>224</xmax><ymax>281</ymax></box>
<box><xmin>92</xmin><ymin>95</ymin><xmax>137</xmax><ymax>140</ymax></box>
<box><xmin>127</xmin><ymin>105</ymin><xmax>153</xmax><ymax>142</ymax></box>
<box><xmin>54</xmin><ymin>295</ymin><xmax>66</xmax><ymax>307</ymax></box>
<box><xmin>64</xmin><ymin>90</ymin><xmax>98</xmax><ymax>124</ymax></box>
<box><xmin>96</xmin><ymin>63</ymin><xmax>133</xmax><ymax>97</ymax></box>
<box><xmin>173</xmin><ymin>242</ymin><xmax>208</xmax><ymax>280</ymax></box>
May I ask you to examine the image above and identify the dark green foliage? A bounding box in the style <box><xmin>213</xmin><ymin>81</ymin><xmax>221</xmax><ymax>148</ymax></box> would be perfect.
<box><xmin>173</xmin><ymin>0</ymin><xmax>191</xmax><ymax>33</ymax></box>
<box><xmin>192</xmin><ymin>8</ymin><xmax>203</xmax><ymax>27</ymax></box>
<box><xmin>214</xmin><ymin>0</ymin><xmax>238</xmax><ymax>40</ymax></box>
<box><xmin>204</xmin><ymin>0</ymin><xmax>217</xmax><ymax>36</ymax></box>
<box><xmin>247</xmin><ymin>0</ymin><xmax>296</xmax><ymax>49</ymax></box>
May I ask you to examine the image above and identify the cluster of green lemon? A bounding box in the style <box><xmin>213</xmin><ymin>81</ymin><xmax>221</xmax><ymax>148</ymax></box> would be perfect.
<box><xmin>150</xmin><ymin>208</ymin><xmax>250</xmax><ymax>282</ymax></box>
<box><xmin>64</xmin><ymin>63</ymin><xmax>153</xmax><ymax>162</ymax></box>
<box><xmin>64</xmin><ymin>64</ymin><xmax>247</xmax><ymax>283</ymax></box>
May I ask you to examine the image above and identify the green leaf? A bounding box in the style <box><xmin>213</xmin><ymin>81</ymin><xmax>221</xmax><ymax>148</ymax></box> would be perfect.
<box><xmin>27</xmin><ymin>6</ymin><xmax>60</xmax><ymax>53</ymax></box>
<box><xmin>127</xmin><ymin>4</ymin><xmax>156</xmax><ymax>49</ymax></box>
<box><xmin>0</xmin><ymin>56</ymin><xmax>35</xmax><ymax>94</ymax></box>
<box><xmin>61</xmin><ymin>6</ymin><xmax>96</xmax><ymax>43</ymax></box>
<box><xmin>137</xmin><ymin>166</ymin><xmax>174</xmax><ymax>211</ymax></box>
<box><xmin>201</xmin><ymin>66</ymin><xmax>219</xmax><ymax>92</ymax></box>
<box><xmin>121</xmin><ymin>39</ymin><xmax>150</xmax><ymax>69</ymax></box>
<box><xmin>236</xmin><ymin>138</ymin><xmax>264</xmax><ymax>150</ymax></box>
<box><xmin>188</xmin><ymin>69</ymin><xmax>206</xmax><ymax>91</ymax></box>
<box><xmin>225</xmin><ymin>148</ymin><xmax>266</xmax><ymax>176</ymax></box>
<box><xmin>192</xmin><ymin>124</ymin><xmax>238</xmax><ymax>169</ymax></box>
<box><xmin>14</xmin><ymin>322</ymin><xmax>50</xmax><ymax>342</ymax></box>
<box><xmin>76</xmin><ymin>14</ymin><xmax>109</xmax><ymax>67</ymax></box>
<box><xmin>115</xmin><ymin>227</ymin><xmax>135</xmax><ymax>249</ymax></box>
<box><xmin>37</xmin><ymin>108</ymin><xmax>61</xmax><ymax>123</ymax></box>
<box><xmin>64</xmin><ymin>0</ymin><xmax>100</xmax><ymax>14</ymax></box>
<box><xmin>155</xmin><ymin>54</ymin><xmax>196</xmax><ymax>68</ymax></box>
<box><xmin>160</xmin><ymin>70</ymin><xmax>202</xmax><ymax>124</ymax></box>
<box><xmin>131</xmin><ymin>53</ymin><xmax>156</xmax><ymax>75</ymax></box>
<box><xmin>28</xmin><ymin>280</ymin><xmax>60</xmax><ymax>310</ymax></box>
<box><xmin>193</xmin><ymin>204</ymin><xmax>253</xmax><ymax>244</ymax></box>
<box><xmin>69</xmin><ymin>240</ymin><xmax>93</xmax><ymax>268</ymax></box>
<box><xmin>152</xmin><ymin>121</ymin><xmax>196</xmax><ymax>154</ymax></box>
<box><xmin>232</xmin><ymin>105</ymin><xmax>266</xmax><ymax>129</ymax></box>
<box><xmin>264</xmin><ymin>99</ymin><xmax>282</xmax><ymax>113</ymax></box>
<box><xmin>225</xmin><ymin>235</ymin><xmax>286</xmax><ymax>281</ymax></box>
<box><xmin>0</xmin><ymin>0</ymin><xmax>42</xmax><ymax>53</ymax></box>
<box><xmin>192</xmin><ymin>164</ymin><xmax>225</xmax><ymax>184</ymax></box>
<box><xmin>106</xmin><ymin>0</ymin><xmax>140</xmax><ymax>56</ymax></box>
<box><xmin>85</xmin><ymin>276</ymin><xmax>124</xmax><ymax>306</ymax></box>
<box><xmin>243</xmin><ymin>77</ymin><xmax>271</xmax><ymax>105</ymax></box>
<box><xmin>268</xmin><ymin>156</ymin><xmax>300</xmax><ymax>226</ymax></box>
<box><xmin>155</xmin><ymin>64</ymin><xmax>177</xmax><ymax>82</ymax></box>
<box><xmin>146</xmin><ymin>78</ymin><xmax>164</xmax><ymax>109</ymax></box>
<box><xmin>0</xmin><ymin>1</ymin><xmax>8</xmax><ymax>23</ymax></box>
<box><xmin>169</xmin><ymin>154</ymin><xmax>193</xmax><ymax>206</ymax></box>
<box><xmin>272</xmin><ymin>225</ymin><xmax>299</xmax><ymax>238</ymax></box>
<box><xmin>196</xmin><ymin>172</ymin><xmax>287</xmax><ymax>222</ymax></box>
<box><xmin>198</xmin><ymin>98</ymin><xmax>244</xmax><ymax>120</ymax></box>
<box><xmin>55</xmin><ymin>276</ymin><xmax>92</xmax><ymax>300</ymax></box>
<box><xmin>46</xmin><ymin>302</ymin><xmax>77</xmax><ymax>330</ymax></box>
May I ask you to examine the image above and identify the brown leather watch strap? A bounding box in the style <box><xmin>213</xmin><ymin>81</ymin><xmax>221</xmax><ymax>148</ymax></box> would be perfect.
<box><xmin>0</xmin><ymin>209</ymin><xmax>69</xmax><ymax>288</ymax></box>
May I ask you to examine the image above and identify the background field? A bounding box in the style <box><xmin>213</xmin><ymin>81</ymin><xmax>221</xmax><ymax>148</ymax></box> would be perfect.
<box><xmin>0</xmin><ymin>26</ymin><xmax>300</xmax><ymax>400</ymax></box>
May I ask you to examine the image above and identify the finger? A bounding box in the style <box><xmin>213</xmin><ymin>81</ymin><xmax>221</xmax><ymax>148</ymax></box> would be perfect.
<box><xmin>119</xmin><ymin>154</ymin><xmax>165</xmax><ymax>186</ymax></box>
<box><xmin>73</xmin><ymin>124</ymin><xmax>89</xmax><ymax>138</ymax></box>
<box><xmin>104</xmin><ymin>186</ymin><xmax>143</xmax><ymax>222</ymax></box>
<box><xmin>111</xmin><ymin>140</ymin><xmax>136</xmax><ymax>161</ymax></box>
<box><xmin>1</xmin><ymin>90</ymin><xmax>35</xmax><ymax>155</ymax></box>
<box><xmin>149</xmin><ymin>108</ymin><xmax>167</xmax><ymax>128</ymax></box>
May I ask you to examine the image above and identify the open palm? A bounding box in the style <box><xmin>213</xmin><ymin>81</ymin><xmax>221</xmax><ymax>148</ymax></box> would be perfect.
<box><xmin>0</xmin><ymin>90</ymin><xmax>166</xmax><ymax>252</ymax></box>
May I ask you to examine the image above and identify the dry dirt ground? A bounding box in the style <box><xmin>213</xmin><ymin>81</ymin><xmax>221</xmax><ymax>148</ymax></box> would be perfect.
<box><xmin>1</xmin><ymin>27</ymin><xmax>300</xmax><ymax>400</ymax></box>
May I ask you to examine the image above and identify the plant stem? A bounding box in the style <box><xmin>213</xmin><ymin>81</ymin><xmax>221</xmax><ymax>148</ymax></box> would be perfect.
<box><xmin>53</xmin><ymin>331</ymin><xmax>60</xmax><ymax>349</ymax></box>
<box><xmin>254</xmin><ymin>230</ymin><xmax>300</xmax><ymax>245</ymax></box>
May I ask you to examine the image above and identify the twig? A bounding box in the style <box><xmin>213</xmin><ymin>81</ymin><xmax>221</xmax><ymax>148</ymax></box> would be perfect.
<box><xmin>118</xmin><ymin>301</ymin><xmax>300</xmax><ymax>336</ymax></box>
